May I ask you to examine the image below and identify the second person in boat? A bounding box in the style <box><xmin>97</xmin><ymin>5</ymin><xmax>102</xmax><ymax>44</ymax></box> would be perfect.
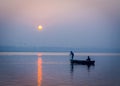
<box><xmin>86</xmin><ymin>56</ymin><xmax>91</xmax><ymax>61</ymax></box>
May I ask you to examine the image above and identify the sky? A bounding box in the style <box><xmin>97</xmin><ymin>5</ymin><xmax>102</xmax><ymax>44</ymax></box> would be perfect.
<box><xmin>0</xmin><ymin>0</ymin><xmax>120</xmax><ymax>50</ymax></box>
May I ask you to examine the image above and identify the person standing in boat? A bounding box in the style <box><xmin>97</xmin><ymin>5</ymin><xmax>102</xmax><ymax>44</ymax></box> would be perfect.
<box><xmin>70</xmin><ymin>51</ymin><xmax>74</xmax><ymax>60</ymax></box>
<box><xmin>86</xmin><ymin>56</ymin><xmax>91</xmax><ymax>61</ymax></box>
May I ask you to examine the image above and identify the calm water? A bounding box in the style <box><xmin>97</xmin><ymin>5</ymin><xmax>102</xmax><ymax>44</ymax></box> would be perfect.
<box><xmin>0</xmin><ymin>52</ymin><xmax>120</xmax><ymax>86</ymax></box>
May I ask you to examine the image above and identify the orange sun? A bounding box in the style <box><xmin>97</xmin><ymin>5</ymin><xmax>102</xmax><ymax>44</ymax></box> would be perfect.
<box><xmin>38</xmin><ymin>25</ymin><xmax>43</xmax><ymax>30</ymax></box>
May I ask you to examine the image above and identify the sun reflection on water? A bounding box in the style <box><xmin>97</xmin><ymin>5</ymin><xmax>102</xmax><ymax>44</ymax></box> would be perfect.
<box><xmin>37</xmin><ymin>56</ymin><xmax>42</xmax><ymax>86</ymax></box>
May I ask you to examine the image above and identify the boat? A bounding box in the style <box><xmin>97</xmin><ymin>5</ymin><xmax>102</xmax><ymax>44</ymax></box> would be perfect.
<box><xmin>70</xmin><ymin>59</ymin><xmax>95</xmax><ymax>65</ymax></box>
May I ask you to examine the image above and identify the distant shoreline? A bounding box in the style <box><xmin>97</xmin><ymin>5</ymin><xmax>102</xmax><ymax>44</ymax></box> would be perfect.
<box><xmin>0</xmin><ymin>46</ymin><xmax>120</xmax><ymax>53</ymax></box>
<box><xmin>0</xmin><ymin>52</ymin><xmax>120</xmax><ymax>56</ymax></box>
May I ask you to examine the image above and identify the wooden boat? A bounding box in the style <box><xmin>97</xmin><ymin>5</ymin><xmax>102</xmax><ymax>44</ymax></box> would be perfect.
<box><xmin>71</xmin><ymin>59</ymin><xmax>95</xmax><ymax>65</ymax></box>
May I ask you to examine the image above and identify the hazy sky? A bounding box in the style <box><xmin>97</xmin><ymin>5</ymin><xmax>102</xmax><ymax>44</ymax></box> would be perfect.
<box><xmin>0</xmin><ymin>0</ymin><xmax>120</xmax><ymax>49</ymax></box>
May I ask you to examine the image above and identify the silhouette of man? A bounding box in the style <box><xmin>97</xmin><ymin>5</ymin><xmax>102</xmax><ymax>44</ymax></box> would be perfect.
<box><xmin>70</xmin><ymin>51</ymin><xmax>74</xmax><ymax>60</ymax></box>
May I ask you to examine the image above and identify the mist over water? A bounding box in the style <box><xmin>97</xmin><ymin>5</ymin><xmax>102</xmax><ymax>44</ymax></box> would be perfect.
<box><xmin>0</xmin><ymin>52</ymin><xmax>120</xmax><ymax>86</ymax></box>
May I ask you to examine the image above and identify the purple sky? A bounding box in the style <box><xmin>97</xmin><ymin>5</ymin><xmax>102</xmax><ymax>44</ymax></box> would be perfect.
<box><xmin>0</xmin><ymin>0</ymin><xmax>120</xmax><ymax>50</ymax></box>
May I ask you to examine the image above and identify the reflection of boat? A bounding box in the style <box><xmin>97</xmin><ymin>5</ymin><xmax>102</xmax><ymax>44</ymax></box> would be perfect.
<box><xmin>70</xmin><ymin>59</ymin><xmax>95</xmax><ymax>65</ymax></box>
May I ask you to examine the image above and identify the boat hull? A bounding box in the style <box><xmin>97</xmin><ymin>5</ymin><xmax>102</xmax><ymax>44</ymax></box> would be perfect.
<box><xmin>71</xmin><ymin>60</ymin><xmax>95</xmax><ymax>65</ymax></box>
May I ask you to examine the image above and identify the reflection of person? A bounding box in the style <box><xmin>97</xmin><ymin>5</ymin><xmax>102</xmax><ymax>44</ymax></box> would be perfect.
<box><xmin>86</xmin><ymin>56</ymin><xmax>91</xmax><ymax>61</ymax></box>
<box><xmin>70</xmin><ymin>51</ymin><xmax>74</xmax><ymax>60</ymax></box>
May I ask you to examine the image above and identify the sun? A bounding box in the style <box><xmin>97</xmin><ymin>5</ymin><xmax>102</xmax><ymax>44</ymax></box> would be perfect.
<box><xmin>38</xmin><ymin>25</ymin><xmax>43</xmax><ymax>30</ymax></box>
